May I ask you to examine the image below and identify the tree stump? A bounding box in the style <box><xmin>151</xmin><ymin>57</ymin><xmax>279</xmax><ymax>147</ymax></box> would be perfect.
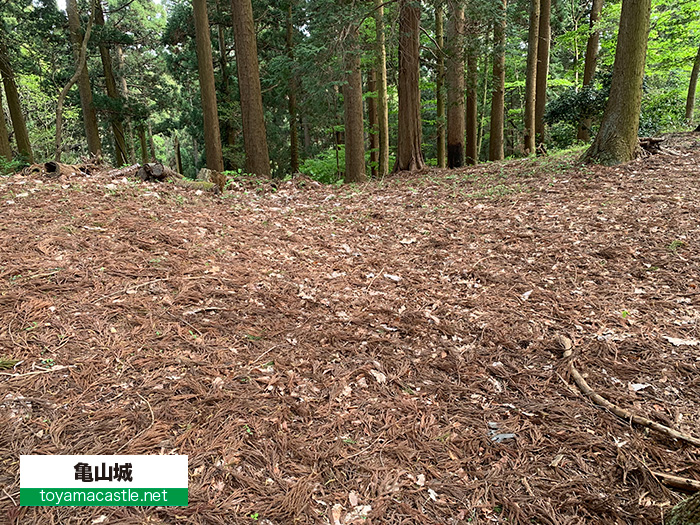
<box><xmin>668</xmin><ymin>491</ymin><xmax>700</xmax><ymax>525</ymax></box>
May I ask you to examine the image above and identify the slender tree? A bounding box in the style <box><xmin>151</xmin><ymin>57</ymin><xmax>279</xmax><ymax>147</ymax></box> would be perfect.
<box><xmin>66</xmin><ymin>0</ymin><xmax>102</xmax><ymax>157</ymax></box>
<box><xmin>0</xmin><ymin>41</ymin><xmax>33</xmax><ymax>163</ymax></box>
<box><xmin>231</xmin><ymin>0</ymin><xmax>271</xmax><ymax>176</ymax></box>
<box><xmin>367</xmin><ymin>68</ymin><xmax>379</xmax><ymax>178</ymax></box>
<box><xmin>686</xmin><ymin>43</ymin><xmax>700</xmax><ymax>124</ymax></box>
<box><xmin>489</xmin><ymin>0</ymin><xmax>507</xmax><ymax>161</ymax></box>
<box><xmin>343</xmin><ymin>24</ymin><xmax>366</xmax><ymax>183</ymax></box>
<box><xmin>577</xmin><ymin>0</ymin><xmax>604</xmax><ymax>141</ymax></box>
<box><xmin>534</xmin><ymin>0</ymin><xmax>550</xmax><ymax>148</ymax></box>
<box><xmin>582</xmin><ymin>0</ymin><xmax>652</xmax><ymax>165</ymax></box>
<box><xmin>435</xmin><ymin>5</ymin><xmax>446</xmax><ymax>168</ymax></box>
<box><xmin>446</xmin><ymin>0</ymin><xmax>465</xmax><ymax>168</ymax></box>
<box><xmin>95</xmin><ymin>0</ymin><xmax>127</xmax><ymax>165</ymax></box>
<box><xmin>523</xmin><ymin>0</ymin><xmax>540</xmax><ymax>155</ymax></box>
<box><xmin>466</xmin><ymin>41</ymin><xmax>478</xmax><ymax>164</ymax></box>
<box><xmin>0</xmin><ymin>87</ymin><xmax>12</xmax><ymax>161</ymax></box>
<box><xmin>374</xmin><ymin>0</ymin><xmax>390</xmax><ymax>177</ymax></box>
<box><xmin>193</xmin><ymin>0</ymin><xmax>224</xmax><ymax>171</ymax></box>
<box><xmin>394</xmin><ymin>0</ymin><xmax>425</xmax><ymax>172</ymax></box>
<box><xmin>116</xmin><ymin>45</ymin><xmax>136</xmax><ymax>163</ymax></box>
<box><xmin>287</xmin><ymin>1</ymin><xmax>299</xmax><ymax>173</ymax></box>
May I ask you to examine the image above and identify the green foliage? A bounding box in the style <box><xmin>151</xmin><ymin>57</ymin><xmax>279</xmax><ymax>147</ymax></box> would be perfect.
<box><xmin>299</xmin><ymin>147</ymin><xmax>344</xmax><ymax>184</ymax></box>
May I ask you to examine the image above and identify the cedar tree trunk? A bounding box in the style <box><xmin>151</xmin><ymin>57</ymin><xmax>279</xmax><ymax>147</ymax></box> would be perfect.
<box><xmin>95</xmin><ymin>0</ymin><xmax>127</xmax><ymax>165</ymax></box>
<box><xmin>394</xmin><ymin>0</ymin><xmax>425</xmax><ymax>172</ymax></box>
<box><xmin>582</xmin><ymin>0</ymin><xmax>651</xmax><ymax>165</ymax></box>
<box><xmin>446</xmin><ymin>0</ymin><xmax>465</xmax><ymax>168</ymax></box>
<box><xmin>0</xmin><ymin>41</ymin><xmax>33</xmax><ymax>162</ymax></box>
<box><xmin>231</xmin><ymin>0</ymin><xmax>271</xmax><ymax>176</ymax></box>
<box><xmin>193</xmin><ymin>0</ymin><xmax>224</xmax><ymax>171</ymax></box>
<box><xmin>577</xmin><ymin>0</ymin><xmax>604</xmax><ymax>141</ymax></box>
<box><xmin>435</xmin><ymin>5</ymin><xmax>446</xmax><ymax>168</ymax></box>
<box><xmin>287</xmin><ymin>1</ymin><xmax>299</xmax><ymax>172</ymax></box>
<box><xmin>66</xmin><ymin>0</ymin><xmax>101</xmax><ymax>157</ymax></box>
<box><xmin>343</xmin><ymin>26</ymin><xmax>366</xmax><ymax>183</ymax></box>
<box><xmin>374</xmin><ymin>0</ymin><xmax>390</xmax><ymax>177</ymax></box>
<box><xmin>534</xmin><ymin>0</ymin><xmax>550</xmax><ymax>147</ymax></box>
<box><xmin>367</xmin><ymin>68</ymin><xmax>379</xmax><ymax>178</ymax></box>
<box><xmin>489</xmin><ymin>0</ymin><xmax>507</xmax><ymax>161</ymax></box>
<box><xmin>523</xmin><ymin>0</ymin><xmax>540</xmax><ymax>155</ymax></box>
<box><xmin>466</xmin><ymin>42</ymin><xmax>478</xmax><ymax>165</ymax></box>
<box><xmin>0</xmin><ymin>86</ymin><xmax>12</xmax><ymax>161</ymax></box>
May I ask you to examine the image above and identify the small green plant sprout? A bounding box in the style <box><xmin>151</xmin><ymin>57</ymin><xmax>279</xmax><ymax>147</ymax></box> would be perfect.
<box><xmin>244</xmin><ymin>424</ymin><xmax>253</xmax><ymax>435</ymax></box>
<box><xmin>667</xmin><ymin>240</ymin><xmax>685</xmax><ymax>252</ymax></box>
<box><xmin>621</xmin><ymin>310</ymin><xmax>630</xmax><ymax>319</ymax></box>
<box><xmin>40</xmin><ymin>358</ymin><xmax>55</xmax><ymax>368</ymax></box>
<box><xmin>249</xmin><ymin>512</ymin><xmax>259</xmax><ymax>520</ymax></box>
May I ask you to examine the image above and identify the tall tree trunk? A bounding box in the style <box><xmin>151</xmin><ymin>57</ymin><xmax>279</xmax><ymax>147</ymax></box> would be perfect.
<box><xmin>582</xmin><ymin>0</ymin><xmax>651</xmax><ymax>165</ymax></box>
<box><xmin>367</xmin><ymin>68</ymin><xmax>379</xmax><ymax>178</ymax></box>
<box><xmin>174</xmin><ymin>134</ymin><xmax>183</xmax><ymax>175</ymax></box>
<box><xmin>0</xmin><ymin>44</ymin><xmax>33</xmax><ymax>163</ymax></box>
<box><xmin>466</xmin><ymin>41</ymin><xmax>478</xmax><ymax>165</ymax></box>
<box><xmin>115</xmin><ymin>45</ymin><xmax>137</xmax><ymax>163</ymax></box>
<box><xmin>489</xmin><ymin>0</ymin><xmax>507</xmax><ymax>161</ymax></box>
<box><xmin>302</xmin><ymin>114</ymin><xmax>311</xmax><ymax>153</ymax></box>
<box><xmin>478</xmin><ymin>32</ymin><xmax>490</xmax><ymax>157</ymax></box>
<box><xmin>95</xmin><ymin>0</ymin><xmax>127</xmax><ymax>166</ymax></box>
<box><xmin>231</xmin><ymin>0</ymin><xmax>271</xmax><ymax>176</ymax></box>
<box><xmin>686</xmin><ymin>43</ymin><xmax>700</xmax><ymax>124</ymax></box>
<box><xmin>523</xmin><ymin>0</ymin><xmax>540</xmax><ymax>155</ymax></box>
<box><xmin>435</xmin><ymin>5</ymin><xmax>446</xmax><ymax>168</ymax></box>
<box><xmin>0</xmin><ymin>86</ymin><xmax>12</xmax><ymax>161</ymax></box>
<box><xmin>193</xmin><ymin>0</ymin><xmax>224</xmax><ymax>171</ymax></box>
<box><xmin>66</xmin><ymin>0</ymin><xmax>101</xmax><ymax>157</ymax></box>
<box><xmin>374</xmin><ymin>0</ymin><xmax>390</xmax><ymax>177</ymax></box>
<box><xmin>394</xmin><ymin>0</ymin><xmax>425</xmax><ymax>172</ymax></box>
<box><xmin>577</xmin><ymin>0</ymin><xmax>604</xmax><ymax>141</ymax></box>
<box><xmin>343</xmin><ymin>26</ymin><xmax>366</xmax><ymax>183</ymax></box>
<box><xmin>215</xmin><ymin>0</ymin><xmax>230</xmax><ymax>95</ymax></box>
<box><xmin>287</xmin><ymin>1</ymin><xmax>299</xmax><ymax>172</ymax></box>
<box><xmin>148</xmin><ymin>122</ymin><xmax>156</xmax><ymax>161</ymax></box>
<box><xmin>535</xmin><ymin>0</ymin><xmax>550</xmax><ymax>147</ymax></box>
<box><xmin>446</xmin><ymin>0</ymin><xmax>465</xmax><ymax>168</ymax></box>
<box><xmin>138</xmin><ymin>125</ymin><xmax>148</xmax><ymax>164</ymax></box>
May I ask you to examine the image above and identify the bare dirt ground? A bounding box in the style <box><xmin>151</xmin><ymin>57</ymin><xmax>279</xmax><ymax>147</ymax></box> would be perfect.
<box><xmin>1</xmin><ymin>134</ymin><xmax>699</xmax><ymax>525</ymax></box>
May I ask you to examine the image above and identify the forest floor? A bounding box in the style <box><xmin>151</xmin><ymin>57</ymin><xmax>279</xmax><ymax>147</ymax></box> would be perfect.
<box><xmin>1</xmin><ymin>133</ymin><xmax>700</xmax><ymax>525</ymax></box>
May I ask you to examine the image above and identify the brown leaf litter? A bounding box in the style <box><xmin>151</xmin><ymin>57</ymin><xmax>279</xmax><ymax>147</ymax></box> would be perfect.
<box><xmin>1</xmin><ymin>133</ymin><xmax>699</xmax><ymax>524</ymax></box>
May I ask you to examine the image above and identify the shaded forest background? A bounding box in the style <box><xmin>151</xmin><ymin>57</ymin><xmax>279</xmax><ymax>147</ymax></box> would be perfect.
<box><xmin>0</xmin><ymin>0</ymin><xmax>699</xmax><ymax>179</ymax></box>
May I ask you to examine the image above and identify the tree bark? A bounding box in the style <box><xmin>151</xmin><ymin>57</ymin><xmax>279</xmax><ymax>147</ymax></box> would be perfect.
<box><xmin>394</xmin><ymin>0</ymin><xmax>425</xmax><ymax>172</ymax></box>
<box><xmin>374</xmin><ymin>0</ymin><xmax>390</xmax><ymax>177</ymax></box>
<box><xmin>148</xmin><ymin>121</ymin><xmax>156</xmax><ymax>161</ymax></box>
<box><xmin>193</xmin><ymin>0</ymin><xmax>224</xmax><ymax>171</ymax></box>
<box><xmin>138</xmin><ymin>125</ymin><xmax>148</xmax><ymax>165</ymax></box>
<box><xmin>343</xmin><ymin>24</ymin><xmax>366</xmax><ymax>183</ymax></box>
<box><xmin>0</xmin><ymin>42</ymin><xmax>33</xmax><ymax>163</ymax></box>
<box><xmin>534</xmin><ymin>0</ymin><xmax>550</xmax><ymax>147</ymax></box>
<box><xmin>446</xmin><ymin>0</ymin><xmax>465</xmax><ymax>168</ymax></box>
<box><xmin>435</xmin><ymin>5</ymin><xmax>446</xmax><ymax>168</ymax></box>
<box><xmin>367</xmin><ymin>68</ymin><xmax>379</xmax><ymax>178</ymax></box>
<box><xmin>0</xmin><ymin>86</ymin><xmax>12</xmax><ymax>161</ymax></box>
<box><xmin>115</xmin><ymin>45</ymin><xmax>137</xmax><ymax>163</ymax></box>
<box><xmin>95</xmin><ymin>0</ymin><xmax>127</xmax><ymax>166</ymax></box>
<box><xmin>523</xmin><ymin>0</ymin><xmax>540</xmax><ymax>155</ymax></box>
<box><xmin>577</xmin><ymin>0</ymin><xmax>604</xmax><ymax>141</ymax></box>
<box><xmin>66</xmin><ymin>0</ymin><xmax>101</xmax><ymax>157</ymax></box>
<box><xmin>287</xmin><ymin>1</ymin><xmax>299</xmax><ymax>173</ymax></box>
<box><xmin>582</xmin><ymin>0</ymin><xmax>651</xmax><ymax>165</ymax></box>
<box><xmin>466</xmin><ymin>41</ymin><xmax>478</xmax><ymax>165</ymax></box>
<box><xmin>174</xmin><ymin>134</ymin><xmax>183</xmax><ymax>175</ymax></box>
<box><xmin>489</xmin><ymin>0</ymin><xmax>507</xmax><ymax>161</ymax></box>
<box><xmin>686</xmin><ymin>43</ymin><xmax>700</xmax><ymax>124</ymax></box>
<box><xmin>231</xmin><ymin>0</ymin><xmax>271</xmax><ymax>176</ymax></box>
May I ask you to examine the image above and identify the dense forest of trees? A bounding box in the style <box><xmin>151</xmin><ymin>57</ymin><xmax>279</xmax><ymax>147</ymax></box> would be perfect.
<box><xmin>0</xmin><ymin>0</ymin><xmax>699</xmax><ymax>178</ymax></box>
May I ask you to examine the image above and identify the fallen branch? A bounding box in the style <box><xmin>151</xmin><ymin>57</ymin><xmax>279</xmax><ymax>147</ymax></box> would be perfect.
<box><xmin>650</xmin><ymin>471</ymin><xmax>700</xmax><ymax>492</ymax></box>
<box><xmin>567</xmin><ymin>360</ymin><xmax>700</xmax><ymax>447</ymax></box>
